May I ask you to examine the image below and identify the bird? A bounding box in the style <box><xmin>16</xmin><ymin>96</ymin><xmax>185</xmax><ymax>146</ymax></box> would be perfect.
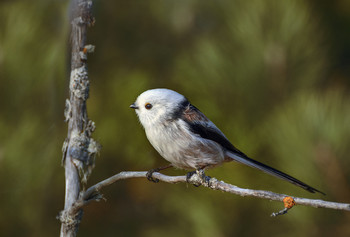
<box><xmin>130</xmin><ymin>88</ymin><xmax>324</xmax><ymax>194</ymax></box>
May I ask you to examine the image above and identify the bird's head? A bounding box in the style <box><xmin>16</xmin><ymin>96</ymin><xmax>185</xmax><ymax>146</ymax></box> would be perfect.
<box><xmin>130</xmin><ymin>88</ymin><xmax>188</xmax><ymax>128</ymax></box>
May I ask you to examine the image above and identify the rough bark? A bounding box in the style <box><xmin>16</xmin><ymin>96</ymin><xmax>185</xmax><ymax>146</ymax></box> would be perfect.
<box><xmin>59</xmin><ymin>1</ymin><xmax>97</xmax><ymax>236</ymax></box>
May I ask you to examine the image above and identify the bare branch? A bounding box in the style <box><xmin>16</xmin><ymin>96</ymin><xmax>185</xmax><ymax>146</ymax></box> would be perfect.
<box><xmin>60</xmin><ymin>1</ymin><xmax>97</xmax><ymax>236</ymax></box>
<box><xmin>71</xmin><ymin>170</ymin><xmax>350</xmax><ymax>214</ymax></box>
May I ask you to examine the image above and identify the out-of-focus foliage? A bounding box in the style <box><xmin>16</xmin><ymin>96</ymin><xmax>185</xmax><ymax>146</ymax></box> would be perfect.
<box><xmin>0</xmin><ymin>0</ymin><xmax>349</xmax><ymax>236</ymax></box>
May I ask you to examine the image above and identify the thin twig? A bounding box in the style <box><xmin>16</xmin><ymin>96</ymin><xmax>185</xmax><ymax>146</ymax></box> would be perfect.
<box><xmin>271</xmin><ymin>208</ymin><xmax>289</xmax><ymax>217</ymax></box>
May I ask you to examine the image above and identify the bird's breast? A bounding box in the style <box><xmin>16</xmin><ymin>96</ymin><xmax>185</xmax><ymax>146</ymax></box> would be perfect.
<box><xmin>144</xmin><ymin>120</ymin><xmax>225</xmax><ymax>170</ymax></box>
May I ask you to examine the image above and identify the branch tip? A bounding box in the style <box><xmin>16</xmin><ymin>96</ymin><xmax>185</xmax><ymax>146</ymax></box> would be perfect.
<box><xmin>271</xmin><ymin>196</ymin><xmax>295</xmax><ymax>217</ymax></box>
<box><xmin>271</xmin><ymin>208</ymin><xmax>289</xmax><ymax>217</ymax></box>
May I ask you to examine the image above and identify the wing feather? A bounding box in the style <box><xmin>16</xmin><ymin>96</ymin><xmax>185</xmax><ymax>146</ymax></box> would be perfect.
<box><xmin>180</xmin><ymin>103</ymin><xmax>324</xmax><ymax>194</ymax></box>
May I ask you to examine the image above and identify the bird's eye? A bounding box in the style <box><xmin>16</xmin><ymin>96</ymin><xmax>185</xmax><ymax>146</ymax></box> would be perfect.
<box><xmin>145</xmin><ymin>103</ymin><xmax>153</xmax><ymax>110</ymax></box>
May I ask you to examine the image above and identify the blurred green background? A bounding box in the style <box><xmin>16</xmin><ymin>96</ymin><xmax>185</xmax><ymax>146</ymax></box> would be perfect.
<box><xmin>1</xmin><ymin>0</ymin><xmax>350</xmax><ymax>236</ymax></box>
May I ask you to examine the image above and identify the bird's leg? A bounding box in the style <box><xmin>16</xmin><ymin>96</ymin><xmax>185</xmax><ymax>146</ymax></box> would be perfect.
<box><xmin>146</xmin><ymin>164</ymin><xmax>173</xmax><ymax>183</ymax></box>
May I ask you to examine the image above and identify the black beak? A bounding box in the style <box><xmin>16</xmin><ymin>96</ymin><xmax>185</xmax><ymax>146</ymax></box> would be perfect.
<box><xmin>130</xmin><ymin>103</ymin><xmax>139</xmax><ymax>109</ymax></box>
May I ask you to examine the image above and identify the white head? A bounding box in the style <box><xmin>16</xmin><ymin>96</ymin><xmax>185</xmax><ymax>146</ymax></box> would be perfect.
<box><xmin>130</xmin><ymin>88</ymin><xmax>188</xmax><ymax>128</ymax></box>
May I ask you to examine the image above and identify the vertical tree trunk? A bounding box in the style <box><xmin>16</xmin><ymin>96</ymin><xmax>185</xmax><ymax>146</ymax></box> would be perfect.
<box><xmin>60</xmin><ymin>1</ymin><xmax>96</xmax><ymax>236</ymax></box>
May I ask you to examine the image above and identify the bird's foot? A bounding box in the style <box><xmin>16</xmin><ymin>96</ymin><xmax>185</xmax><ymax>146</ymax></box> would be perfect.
<box><xmin>146</xmin><ymin>164</ymin><xmax>173</xmax><ymax>183</ymax></box>
<box><xmin>186</xmin><ymin>169</ymin><xmax>211</xmax><ymax>187</ymax></box>
<box><xmin>197</xmin><ymin>169</ymin><xmax>211</xmax><ymax>186</ymax></box>
<box><xmin>186</xmin><ymin>171</ymin><xmax>200</xmax><ymax>187</ymax></box>
<box><xmin>146</xmin><ymin>168</ymin><xmax>160</xmax><ymax>183</ymax></box>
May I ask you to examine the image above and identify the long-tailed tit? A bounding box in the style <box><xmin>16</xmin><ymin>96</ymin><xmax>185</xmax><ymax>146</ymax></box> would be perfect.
<box><xmin>130</xmin><ymin>88</ymin><xmax>324</xmax><ymax>194</ymax></box>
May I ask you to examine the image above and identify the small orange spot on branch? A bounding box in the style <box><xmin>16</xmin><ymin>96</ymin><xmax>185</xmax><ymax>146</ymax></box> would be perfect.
<box><xmin>283</xmin><ymin>196</ymin><xmax>296</xmax><ymax>209</ymax></box>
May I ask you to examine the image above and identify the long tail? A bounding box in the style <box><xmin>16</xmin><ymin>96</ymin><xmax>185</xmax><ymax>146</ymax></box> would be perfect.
<box><xmin>226</xmin><ymin>151</ymin><xmax>325</xmax><ymax>195</ymax></box>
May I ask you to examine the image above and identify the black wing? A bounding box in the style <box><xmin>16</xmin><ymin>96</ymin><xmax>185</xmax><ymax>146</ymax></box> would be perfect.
<box><xmin>181</xmin><ymin>103</ymin><xmax>324</xmax><ymax>195</ymax></box>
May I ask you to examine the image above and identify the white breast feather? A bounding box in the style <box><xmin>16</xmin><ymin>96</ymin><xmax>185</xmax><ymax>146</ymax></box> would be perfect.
<box><xmin>144</xmin><ymin>119</ymin><xmax>225</xmax><ymax>170</ymax></box>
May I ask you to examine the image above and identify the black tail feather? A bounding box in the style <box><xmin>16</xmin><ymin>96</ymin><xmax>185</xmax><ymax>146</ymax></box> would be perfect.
<box><xmin>226</xmin><ymin>151</ymin><xmax>325</xmax><ymax>195</ymax></box>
